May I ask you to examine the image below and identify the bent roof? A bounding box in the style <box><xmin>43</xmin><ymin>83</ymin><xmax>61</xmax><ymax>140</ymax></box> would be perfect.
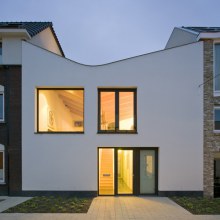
<box><xmin>182</xmin><ymin>26</ymin><xmax>220</xmax><ymax>33</ymax></box>
<box><xmin>0</xmin><ymin>22</ymin><xmax>64</xmax><ymax>57</ymax></box>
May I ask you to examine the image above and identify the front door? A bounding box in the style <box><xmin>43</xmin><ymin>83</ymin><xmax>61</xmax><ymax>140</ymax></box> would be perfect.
<box><xmin>140</xmin><ymin>150</ymin><xmax>156</xmax><ymax>194</ymax></box>
<box><xmin>98</xmin><ymin>147</ymin><xmax>158</xmax><ymax>195</ymax></box>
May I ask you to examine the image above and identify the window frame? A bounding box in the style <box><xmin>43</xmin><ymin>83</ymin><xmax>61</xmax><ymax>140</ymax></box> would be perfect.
<box><xmin>0</xmin><ymin>144</ymin><xmax>5</xmax><ymax>184</ymax></box>
<box><xmin>214</xmin><ymin>43</ymin><xmax>220</xmax><ymax>96</ymax></box>
<box><xmin>98</xmin><ymin>88</ymin><xmax>137</xmax><ymax>134</ymax></box>
<box><xmin>0</xmin><ymin>85</ymin><xmax>5</xmax><ymax>123</ymax></box>
<box><xmin>214</xmin><ymin>106</ymin><xmax>220</xmax><ymax>132</ymax></box>
<box><xmin>36</xmin><ymin>87</ymin><xmax>84</xmax><ymax>133</ymax></box>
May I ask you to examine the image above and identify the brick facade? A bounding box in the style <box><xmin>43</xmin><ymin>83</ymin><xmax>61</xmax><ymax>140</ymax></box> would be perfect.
<box><xmin>0</xmin><ymin>65</ymin><xmax>21</xmax><ymax>195</ymax></box>
<box><xmin>204</xmin><ymin>40</ymin><xmax>220</xmax><ymax>197</ymax></box>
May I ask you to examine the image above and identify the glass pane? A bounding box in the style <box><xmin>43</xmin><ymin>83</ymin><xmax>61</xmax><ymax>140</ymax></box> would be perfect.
<box><xmin>140</xmin><ymin>150</ymin><xmax>155</xmax><ymax>194</ymax></box>
<box><xmin>0</xmin><ymin>152</ymin><xmax>3</xmax><ymax>181</ymax></box>
<box><xmin>118</xmin><ymin>150</ymin><xmax>133</xmax><ymax>194</ymax></box>
<box><xmin>119</xmin><ymin>92</ymin><xmax>134</xmax><ymax>130</ymax></box>
<box><xmin>215</xmin><ymin>108</ymin><xmax>220</xmax><ymax>130</ymax></box>
<box><xmin>38</xmin><ymin>89</ymin><xmax>84</xmax><ymax>132</ymax></box>
<box><xmin>0</xmin><ymin>94</ymin><xmax>3</xmax><ymax>120</ymax></box>
<box><xmin>215</xmin><ymin>44</ymin><xmax>220</xmax><ymax>91</ymax></box>
<box><xmin>100</xmin><ymin>92</ymin><xmax>115</xmax><ymax>130</ymax></box>
<box><xmin>99</xmin><ymin>148</ymin><xmax>114</xmax><ymax>195</ymax></box>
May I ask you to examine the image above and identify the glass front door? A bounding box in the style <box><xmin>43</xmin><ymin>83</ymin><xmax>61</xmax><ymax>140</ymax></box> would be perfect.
<box><xmin>140</xmin><ymin>150</ymin><xmax>156</xmax><ymax>194</ymax></box>
<box><xmin>99</xmin><ymin>148</ymin><xmax>115</xmax><ymax>195</ymax></box>
<box><xmin>98</xmin><ymin>148</ymin><xmax>157</xmax><ymax>195</ymax></box>
<box><xmin>117</xmin><ymin>149</ymin><xmax>133</xmax><ymax>194</ymax></box>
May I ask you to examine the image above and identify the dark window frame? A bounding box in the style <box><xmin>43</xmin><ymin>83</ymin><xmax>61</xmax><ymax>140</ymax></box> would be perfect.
<box><xmin>0</xmin><ymin>42</ymin><xmax>2</xmax><ymax>55</ymax></box>
<box><xmin>0</xmin><ymin>85</ymin><xmax>4</xmax><ymax>122</ymax></box>
<box><xmin>98</xmin><ymin>88</ymin><xmax>137</xmax><ymax>134</ymax></box>
<box><xmin>36</xmin><ymin>88</ymin><xmax>84</xmax><ymax>134</ymax></box>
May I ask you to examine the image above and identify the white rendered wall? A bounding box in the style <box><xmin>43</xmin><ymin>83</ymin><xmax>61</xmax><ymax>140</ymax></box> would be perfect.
<box><xmin>2</xmin><ymin>37</ymin><xmax>22</xmax><ymax>64</ymax></box>
<box><xmin>165</xmin><ymin>27</ymin><xmax>198</xmax><ymax>49</ymax></box>
<box><xmin>22</xmin><ymin>41</ymin><xmax>203</xmax><ymax>192</ymax></box>
<box><xmin>28</xmin><ymin>27</ymin><xmax>63</xmax><ymax>56</ymax></box>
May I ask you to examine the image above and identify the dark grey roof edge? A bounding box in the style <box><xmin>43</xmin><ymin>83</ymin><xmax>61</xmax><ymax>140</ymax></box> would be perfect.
<box><xmin>182</xmin><ymin>26</ymin><xmax>220</xmax><ymax>33</ymax></box>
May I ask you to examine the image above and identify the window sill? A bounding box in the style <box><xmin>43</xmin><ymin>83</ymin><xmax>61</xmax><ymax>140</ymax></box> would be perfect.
<box><xmin>35</xmin><ymin>132</ymin><xmax>84</xmax><ymax>134</ymax></box>
<box><xmin>97</xmin><ymin>131</ymin><xmax>138</xmax><ymax>134</ymax></box>
<box><xmin>214</xmin><ymin>130</ymin><xmax>220</xmax><ymax>134</ymax></box>
<box><xmin>214</xmin><ymin>91</ymin><xmax>220</xmax><ymax>97</ymax></box>
<box><xmin>0</xmin><ymin>182</ymin><xmax>6</xmax><ymax>185</ymax></box>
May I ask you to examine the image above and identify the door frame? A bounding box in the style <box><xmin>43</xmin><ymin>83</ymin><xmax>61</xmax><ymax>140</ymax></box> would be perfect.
<box><xmin>98</xmin><ymin>147</ymin><xmax>158</xmax><ymax>196</ymax></box>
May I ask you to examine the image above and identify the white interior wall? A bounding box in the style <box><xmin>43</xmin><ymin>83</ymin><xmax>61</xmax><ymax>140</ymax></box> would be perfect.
<box><xmin>22</xmin><ymin>41</ymin><xmax>203</xmax><ymax>191</ymax></box>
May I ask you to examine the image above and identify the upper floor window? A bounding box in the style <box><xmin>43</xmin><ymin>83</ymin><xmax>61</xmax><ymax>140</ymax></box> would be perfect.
<box><xmin>37</xmin><ymin>88</ymin><xmax>84</xmax><ymax>133</ymax></box>
<box><xmin>0</xmin><ymin>85</ymin><xmax>4</xmax><ymax>122</ymax></box>
<box><xmin>214</xmin><ymin>107</ymin><xmax>220</xmax><ymax>131</ymax></box>
<box><xmin>214</xmin><ymin>44</ymin><xmax>220</xmax><ymax>93</ymax></box>
<box><xmin>98</xmin><ymin>88</ymin><xmax>137</xmax><ymax>133</ymax></box>
<box><xmin>0</xmin><ymin>144</ymin><xmax>5</xmax><ymax>183</ymax></box>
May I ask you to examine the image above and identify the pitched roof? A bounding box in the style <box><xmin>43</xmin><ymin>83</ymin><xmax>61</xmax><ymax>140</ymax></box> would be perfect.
<box><xmin>182</xmin><ymin>26</ymin><xmax>220</xmax><ymax>33</ymax></box>
<box><xmin>0</xmin><ymin>22</ymin><xmax>64</xmax><ymax>56</ymax></box>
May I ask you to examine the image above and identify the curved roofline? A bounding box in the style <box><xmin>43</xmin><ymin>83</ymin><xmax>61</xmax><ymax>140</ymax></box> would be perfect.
<box><xmin>23</xmin><ymin>40</ymin><xmax>201</xmax><ymax>67</ymax></box>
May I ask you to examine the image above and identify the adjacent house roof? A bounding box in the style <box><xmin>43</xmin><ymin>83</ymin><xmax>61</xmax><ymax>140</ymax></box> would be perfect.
<box><xmin>0</xmin><ymin>22</ymin><xmax>64</xmax><ymax>57</ymax></box>
<box><xmin>182</xmin><ymin>26</ymin><xmax>220</xmax><ymax>33</ymax></box>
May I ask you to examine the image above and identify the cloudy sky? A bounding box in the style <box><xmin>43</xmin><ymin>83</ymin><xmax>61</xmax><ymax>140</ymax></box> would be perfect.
<box><xmin>1</xmin><ymin>0</ymin><xmax>220</xmax><ymax>64</ymax></box>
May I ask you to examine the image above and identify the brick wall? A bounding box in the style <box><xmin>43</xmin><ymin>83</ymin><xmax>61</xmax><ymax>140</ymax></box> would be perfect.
<box><xmin>204</xmin><ymin>40</ymin><xmax>220</xmax><ymax>197</ymax></box>
<box><xmin>0</xmin><ymin>65</ymin><xmax>21</xmax><ymax>195</ymax></box>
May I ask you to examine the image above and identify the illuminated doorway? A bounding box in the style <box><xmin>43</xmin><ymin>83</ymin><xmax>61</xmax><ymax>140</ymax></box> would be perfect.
<box><xmin>98</xmin><ymin>147</ymin><xmax>158</xmax><ymax>195</ymax></box>
<box><xmin>117</xmin><ymin>149</ymin><xmax>133</xmax><ymax>194</ymax></box>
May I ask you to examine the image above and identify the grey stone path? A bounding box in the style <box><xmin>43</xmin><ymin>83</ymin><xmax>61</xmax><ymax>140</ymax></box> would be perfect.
<box><xmin>0</xmin><ymin>196</ymin><xmax>219</xmax><ymax>219</ymax></box>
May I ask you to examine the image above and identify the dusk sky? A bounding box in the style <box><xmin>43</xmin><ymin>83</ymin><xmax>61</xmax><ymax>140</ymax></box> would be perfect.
<box><xmin>1</xmin><ymin>0</ymin><xmax>220</xmax><ymax>64</ymax></box>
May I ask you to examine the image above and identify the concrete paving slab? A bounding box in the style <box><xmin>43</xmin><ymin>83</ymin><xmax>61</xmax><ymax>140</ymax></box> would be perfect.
<box><xmin>0</xmin><ymin>196</ymin><xmax>32</xmax><ymax>213</ymax></box>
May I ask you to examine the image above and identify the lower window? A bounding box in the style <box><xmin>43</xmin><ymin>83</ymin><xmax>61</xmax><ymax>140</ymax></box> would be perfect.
<box><xmin>214</xmin><ymin>107</ymin><xmax>220</xmax><ymax>131</ymax></box>
<box><xmin>37</xmin><ymin>88</ymin><xmax>84</xmax><ymax>132</ymax></box>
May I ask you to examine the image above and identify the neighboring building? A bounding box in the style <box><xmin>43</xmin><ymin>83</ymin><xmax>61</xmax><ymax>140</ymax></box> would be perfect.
<box><xmin>0</xmin><ymin>22</ymin><xmax>219</xmax><ymax>198</ymax></box>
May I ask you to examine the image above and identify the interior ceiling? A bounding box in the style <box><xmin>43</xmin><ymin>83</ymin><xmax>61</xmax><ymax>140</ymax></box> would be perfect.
<box><xmin>57</xmin><ymin>90</ymin><xmax>83</xmax><ymax>118</ymax></box>
<box><xmin>57</xmin><ymin>90</ymin><xmax>133</xmax><ymax>121</ymax></box>
<box><xmin>101</xmin><ymin>92</ymin><xmax>133</xmax><ymax>121</ymax></box>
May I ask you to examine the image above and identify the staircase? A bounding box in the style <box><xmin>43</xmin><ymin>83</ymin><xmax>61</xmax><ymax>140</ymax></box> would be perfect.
<box><xmin>99</xmin><ymin>149</ymin><xmax>114</xmax><ymax>195</ymax></box>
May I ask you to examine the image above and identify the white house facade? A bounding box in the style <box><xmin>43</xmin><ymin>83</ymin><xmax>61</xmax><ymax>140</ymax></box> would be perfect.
<box><xmin>0</xmin><ymin>22</ymin><xmax>219</xmax><ymax>197</ymax></box>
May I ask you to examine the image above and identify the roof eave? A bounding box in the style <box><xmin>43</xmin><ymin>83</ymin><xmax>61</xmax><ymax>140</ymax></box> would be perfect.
<box><xmin>178</xmin><ymin>27</ymin><xmax>199</xmax><ymax>35</ymax></box>
<box><xmin>197</xmin><ymin>32</ymin><xmax>220</xmax><ymax>41</ymax></box>
<box><xmin>0</xmin><ymin>29</ymin><xmax>31</xmax><ymax>39</ymax></box>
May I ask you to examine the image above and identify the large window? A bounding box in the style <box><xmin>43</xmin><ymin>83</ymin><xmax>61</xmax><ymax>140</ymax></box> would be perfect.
<box><xmin>0</xmin><ymin>85</ymin><xmax>4</xmax><ymax>122</ymax></box>
<box><xmin>37</xmin><ymin>88</ymin><xmax>84</xmax><ymax>133</ymax></box>
<box><xmin>0</xmin><ymin>144</ymin><xmax>5</xmax><ymax>183</ymax></box>
<box><xmin>98</xmin><ymin>88</ymin><xmax>137</xmax><ymax>133</ymax></box>
<box><xmin>214</xmin><ymin>44</ymin><xmax>220</xmax><ymax>93</ymax></box>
